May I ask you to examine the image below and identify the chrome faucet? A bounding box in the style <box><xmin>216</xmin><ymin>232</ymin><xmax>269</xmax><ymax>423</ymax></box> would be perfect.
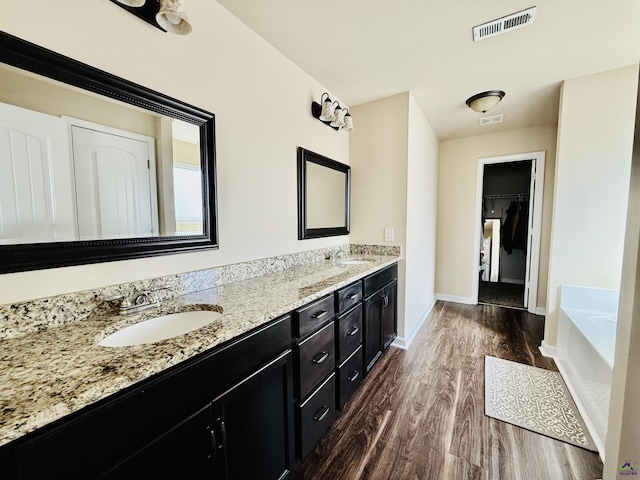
<box><xmin>108</xmin><ymin>287</ymin><xmax>169</xmax><ymax>316</ymax></box>
<box><xmin>327</xmin><ymin>251</ymin><xmax>345</xmax><ymax>264</ymax></box>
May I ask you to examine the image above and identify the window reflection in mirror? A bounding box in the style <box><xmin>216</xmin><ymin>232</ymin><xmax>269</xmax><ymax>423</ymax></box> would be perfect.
<box><xmin>0</xmin><ymin>63</ymin><xmax>205</xmax><ymax>245</ymax></box>
<box><xmin>171</xmin><ymin>120</ymin><xmax>203</xmax><ymax>235</ymax></box>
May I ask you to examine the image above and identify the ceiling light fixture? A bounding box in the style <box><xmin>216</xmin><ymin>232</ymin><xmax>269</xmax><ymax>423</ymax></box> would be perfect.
<box><xmin>465</xmin><ymin>90</ymin><xmax>505</xmax><ymax>113</ymax></box>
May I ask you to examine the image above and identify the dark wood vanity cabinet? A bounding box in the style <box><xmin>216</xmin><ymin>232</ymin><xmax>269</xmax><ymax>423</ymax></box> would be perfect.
<box><xmin>6</xmin><ymin>315</ymin><xmax>295</xmax><ymax>480</ymax></box>
<box><xmin>1</xmin><ymin>262</ymin><xmax>398</xmax><ymax>478</ymax></box>
<box><xmin>293</xmin><ymin>294</ymin><xmax>337</xmax><ymax>459</ymax></box>
<box><xmin>209</xmin><ymin>351</ymin><xmax>295</xmax><ymax>480</ymax></box>
<box><xmin>335</xmin><ymin>281</ymin><xmax>364</xmax><ymax>411</ymax></box>
<box><xmin>98</xmin><ymin>405</ymin><xmax>216</xmax><ymax>479</ymax></box>
<box><xmin>363</xmin><ymin>265</ymin><xmax>398</xmax><ymax>373</ymax></box>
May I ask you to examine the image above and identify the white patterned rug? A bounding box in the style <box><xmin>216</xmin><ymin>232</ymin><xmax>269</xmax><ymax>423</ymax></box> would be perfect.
<box><xmin>484</xmin><ymin>356</ymin><xmax>597</xmax><ymax>452</ymax></box>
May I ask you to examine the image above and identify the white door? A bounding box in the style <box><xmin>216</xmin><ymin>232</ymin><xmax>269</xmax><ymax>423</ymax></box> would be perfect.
<box><xmin>71</xmin><ymin>126</ymin><xmax>158</xmax><ymax>239</ymax></box>
<box><xmin>0</xmin><ymin>102</ymin><xmax>76</xmax><ymax>244</ymax></box>
<box><xmin>474</xmin><ymin>151</ymin><xmax>546</xmax><ymax>314</ymax></box>
<box><xmin>523</xmin><ymin>160</ymin><xmax>537</xmax><ymax>309</ymax></box>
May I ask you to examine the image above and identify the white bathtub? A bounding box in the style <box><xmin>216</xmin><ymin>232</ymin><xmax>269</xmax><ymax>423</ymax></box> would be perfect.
<box><xmin>555</xmin><ymin>285</ymin><xmax>618</xmax><ymax>459</ymax></box>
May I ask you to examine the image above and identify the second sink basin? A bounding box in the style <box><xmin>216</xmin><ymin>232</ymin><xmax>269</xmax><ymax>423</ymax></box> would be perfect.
<box><xmin>99</xmin><ymin>310</ymin><xmax>223</xmax><ymax>347</ymax></box>
<box><xmin>340</xmin><ymin>258</ymin><xmax>374</xmax><ymax>265</ymax></box>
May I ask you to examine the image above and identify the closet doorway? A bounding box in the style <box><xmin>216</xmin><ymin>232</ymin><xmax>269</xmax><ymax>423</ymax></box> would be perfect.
<box><xmin>473</xmin><ymin>152</ymin><xmax>545</xmax><ymax>313</ymax></box>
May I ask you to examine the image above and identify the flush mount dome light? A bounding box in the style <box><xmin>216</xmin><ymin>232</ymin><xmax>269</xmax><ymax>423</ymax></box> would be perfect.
<box><xmin>465</xmin><ymin>90</ymin><xmax>505</xmax><ymax>113</ymax></box>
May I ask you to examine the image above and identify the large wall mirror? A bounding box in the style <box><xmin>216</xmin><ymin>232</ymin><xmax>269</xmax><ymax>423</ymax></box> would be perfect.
<box><xmin>0</xmin><ymin>32</ymin><xmax>218</xmax><ymax>273</ymax></box>
<box><xmin>297</xmin><ymin>147</ymin><xmax>350</xmax><ymax>239</ymax></box>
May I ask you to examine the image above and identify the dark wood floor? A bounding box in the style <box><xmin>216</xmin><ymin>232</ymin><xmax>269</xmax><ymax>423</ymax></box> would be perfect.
<box><xmin>293</xmin><ymin>301</ymin><xmax>603</xmax><ymax>480</ymax></box>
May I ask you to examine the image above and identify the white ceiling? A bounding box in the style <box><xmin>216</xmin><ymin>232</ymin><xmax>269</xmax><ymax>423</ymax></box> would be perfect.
<box><xmin>216</xmin><ymin>0</ymin><xmax>640</xmax><ymax>140</ymax></box>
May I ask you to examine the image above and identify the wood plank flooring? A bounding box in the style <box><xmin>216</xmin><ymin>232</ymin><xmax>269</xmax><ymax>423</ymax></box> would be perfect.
<box><xmin>293</xmin><ymin>301</ymin><xmax>603</xmax><ymax>480</ymax></box>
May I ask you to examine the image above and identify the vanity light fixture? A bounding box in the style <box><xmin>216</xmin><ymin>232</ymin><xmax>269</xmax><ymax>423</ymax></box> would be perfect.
<box><xmin>311</xmin><ymin>93</ymin><xmax>354</xmax><ymax>132</ymax></box>
<box><xmin>111</xmin><ymin>0</ymin><xmax>193</xmax><ymax>35</ymax></box>
<box><xmin>465</xmin><ymin>90</ymin><xmax>505</xmax><ymax>113</ymax></box>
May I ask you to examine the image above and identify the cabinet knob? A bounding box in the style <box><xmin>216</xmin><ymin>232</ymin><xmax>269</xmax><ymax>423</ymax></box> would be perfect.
<box><xmin>347</xmin><ymin>371</ymin><xmax>360</xmax><ymax>382</ymax></box>
<box><xmin>312</xmin><ymin>310</ymin><xmax>328</xmax><ymax>320</ymax></box>
<box><xmin>348</xmin><ymin>293</ymin><xmax>358</xmax><ymax>300</ymax></box>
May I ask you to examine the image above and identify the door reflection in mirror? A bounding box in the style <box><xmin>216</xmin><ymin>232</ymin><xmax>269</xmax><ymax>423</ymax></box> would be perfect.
<box><xmin>0</xmin><ymin>63</ymin><xmax>205</xmax><ymax>245</ymax></box>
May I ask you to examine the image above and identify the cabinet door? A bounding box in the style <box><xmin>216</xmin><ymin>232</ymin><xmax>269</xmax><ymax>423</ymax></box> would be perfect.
<box><xmin>364</xmin><ymin>293</ymin><xmax>382</xmax><ymax>373</ymax></box>
<box><xmin>381</xmin><ymin>280</ymin><xmax>398</xmax><ymax>350</ymax></box>
<box><xmin>98</xmin><ymin>405</ymin><xmax>214</xmax><ymax>479</ymax></box>
<box><xmin>212</xmin><ymin>350</ymin><xmax>295</xmax><ymax>480</ymax></box>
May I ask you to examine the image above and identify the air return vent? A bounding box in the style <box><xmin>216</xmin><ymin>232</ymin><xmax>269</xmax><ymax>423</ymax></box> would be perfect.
<box><xmin>473</xmin><ymin>6</ymin><xmax>537</xmax><ymax>41</ymax></box>
<box><xmin>479</xmin><ymin>114</ymin><xmax>504</xmax><ymax>126</ymax></box>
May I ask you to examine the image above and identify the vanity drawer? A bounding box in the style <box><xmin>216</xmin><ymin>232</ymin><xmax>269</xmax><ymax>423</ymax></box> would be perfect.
<box><xmin>336</xmin><ymin>281</ymin><xmax>363</xmax><ymax>315</ymax></box>
<box><xmin>336</xmin><ymin>304</ymin><xmax>362</xmax><ymax>364</ymax></box>
<box><xmin>297</xmin><ymin>322</ymin><xmax>335</xmax><ymax>399</ymax></box>
<box><xmin>363</xmin><ymin>264</ymin><xmax>397</xmax><ymax>298</ymax></box>
<box><xmin>295</xmin><ymin>294</ymin><xmax>335</xmax><ymax>338</ymax></box>
<box><xmin>297</xmin><ymin>373</ymin><xmax>336</xmax><ymax>459</ymax></box>
<box><xmin>337</xmin><ymin>346</ymin><xmax>363</xmax><ymax>411</ymax></box>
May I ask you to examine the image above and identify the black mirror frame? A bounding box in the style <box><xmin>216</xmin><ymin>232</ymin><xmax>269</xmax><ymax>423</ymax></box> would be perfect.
<box><xmin>297</xmin><ymin>147</ymin><xmax>350</xmax><ymax>240</ymax></box>
<box><xmin>0</xmin><ymin>31</ymin><xmax>218</xmax><ymax>274</ymax></box>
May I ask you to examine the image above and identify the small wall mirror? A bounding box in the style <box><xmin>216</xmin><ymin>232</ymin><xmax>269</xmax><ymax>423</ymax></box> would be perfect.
<box><xmin>297</xmin><ymin>147</ymin><xmax>350</xmax><ymax>239</ymax></box>
<box><xmin>0</xmin><ymin>32</ymin><xmax>218</xmax><ymax>273</ymax></box>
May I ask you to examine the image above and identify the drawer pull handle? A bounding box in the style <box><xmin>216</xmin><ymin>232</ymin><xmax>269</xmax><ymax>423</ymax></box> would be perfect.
<box><xmin>312</xmin><ymin>351</ymin><xmax>329</xmax><ymax>364</ymax></box>
<box><xmin>347</xmin><ymin>326</ymin><xmax>359</xmax><ymax>336</ymax></box>
<box><xmin>209</xmin><ymin>428</ymin><xmax>217</xmax><ymax>462</ymax></box>
<box><xmin>312</xmin><ymin>310</ymin><xmax>328</xmax><ymax>320</ymax></box>
<box><xmin>347</xmin><ymin>371</ymin><xmax>360</xmax><ymax>382</ymax></box>
<box><xmin>313</xmin><ymin>405</ymin><xmax>330</xmax><ymax>422</ymax></box>
<box><xmin>348</xmin><ymin>293</ymin><xmax>358</xmax><ymax>300</ymax></box>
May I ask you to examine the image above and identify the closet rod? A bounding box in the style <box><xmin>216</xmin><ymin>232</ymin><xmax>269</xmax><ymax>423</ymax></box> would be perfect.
<box><xmin>483</xmin><ymin>193</ymin><xmax>529</xmax><ymax>200</ymax></box>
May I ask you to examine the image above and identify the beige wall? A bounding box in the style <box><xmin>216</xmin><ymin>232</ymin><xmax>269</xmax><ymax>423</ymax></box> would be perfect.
<box><xmin>0</xmin><ymin>0</ymin><xmax>349</xmax><ymax>304</ymax></box>
<box><xmin>0</xmin><ymin>65</ymin><xmax>158</xmax><ymax>138</ymax></box>
<box><xmin>437</xmin><ymin>126</ymin><xmax>557</xmax><ymax>310</ymax></box>
<box><xmin>350</xmin><ymin>93</ymin><xmax>409</xmax><ymax>336</ymax></box>
<box><xmin>545</xmin><ymin>66</ymin><xmax>638</xmax><ymax>347</ymax></box>
<box><xmin>350</xmin><ymin>92</ymin><xmax>439</xmax><ymax>343</ymax></box>
<box><xmin>604</xmin><ymin>69</ymin><xmax>640</xmax><ymax>479</ymax></box>
<box><xmin>404</xmin><ymin>94</ymin><xmax>439</xmax><ymax>340</ymax></box>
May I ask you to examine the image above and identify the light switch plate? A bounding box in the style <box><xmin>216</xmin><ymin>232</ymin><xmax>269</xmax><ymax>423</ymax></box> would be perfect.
<box><xmin>384</xmin><ymin>228</ymin><xmax>394</xmax><ymax>242</ymax></box>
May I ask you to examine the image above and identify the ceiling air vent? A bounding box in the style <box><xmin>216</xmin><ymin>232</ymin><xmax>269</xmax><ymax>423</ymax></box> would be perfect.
<box><xmin>473</xmin><ymin>6</ymin><xmax>537</xmax><ymax>41</ymax></box>
<box><xmin>479</xmin><ymin>114</ymin><xmax>504</xmax><ymax>126</ymax></box>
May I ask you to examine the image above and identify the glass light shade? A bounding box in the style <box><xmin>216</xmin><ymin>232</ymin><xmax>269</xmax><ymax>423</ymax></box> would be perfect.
<box><xmin>343</xmin><ymin>113</ymin><xmax>354</xmax><ymax>132</ymax></box>
<box><xmin>465</xmin><ymin>90</ymin><xmax>505</xmax><ymax>113</ymax></box>
<box><xmin>330</xmin><ymin>106</ymin><xmax>346</xmax><ymax>128</ymax></box>
<box><xmin>156</xmin><ymin>0</ymin><xmax>192</xmax><ymax>35</ymax></box>
<box><xmin>319</xmin><ymin>96</ymin><xmax>335</xmax><ymax>122</ymax></box>
<box><xmin>116</xmin><ymin>0</ymin><xmax>146</xmax><ymax>6</ymax></box>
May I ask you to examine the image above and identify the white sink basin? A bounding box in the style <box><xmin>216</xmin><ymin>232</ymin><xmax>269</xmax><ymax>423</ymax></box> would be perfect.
<box><xmin>99</xmin><ymin>310</ymin><xmax>222</xmax><ymax>347</ymax></box>
<box><xmin>340</xmin><ymin>258</ymin><xmax>374</xmax><ymax>265</ymax></box>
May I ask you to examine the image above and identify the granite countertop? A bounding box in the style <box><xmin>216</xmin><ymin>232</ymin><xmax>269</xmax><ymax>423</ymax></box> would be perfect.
<box><xmin>0</xmin><ymin>255</ymin><xmax>398</xmax><ymax>448</ymax></box>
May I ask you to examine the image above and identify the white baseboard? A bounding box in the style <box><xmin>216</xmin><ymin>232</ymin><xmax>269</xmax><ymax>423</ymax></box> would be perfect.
<box><xmin>435</xmin><ymin>293</ymin><xmax>475</xmax><ymax>305</ymax></box>
<box><xmin>392</xmin><ymin>297</ymin><xmax>436</xmax><ymax>350</ymax></box>
<box><xmin>534</xmin><ymin>306</ymin><xmax>546</xmax><ymax>316</ymax></box>
<box><xmin>538</xmin><ymin>340</ymin><xmax>556</xmax><ymax>358</ymax></box>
